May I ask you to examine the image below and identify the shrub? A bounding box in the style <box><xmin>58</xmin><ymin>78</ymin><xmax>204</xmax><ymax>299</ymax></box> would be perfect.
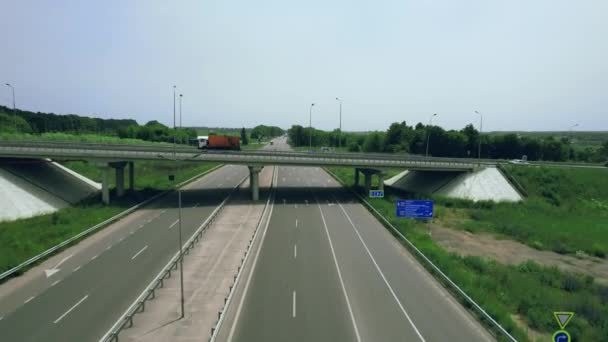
<box><xmin>552</xmin><ymin>240</ymin><xmax>571</xmax><ymax>254</ymax></box>
<box><xmin>517</xmin><ymin>260</ymin><xmax>541</xmax><ymax>273</ymax></box>
<box><xmin>562</xmin><ymin>275</ymin><xmax>582</xmax><ymax>292</ymax></box>
<box><xmin>463</xmin><ymin>256</ymin><xmax>488</xmax><ymax>273</ymax></box>
<box><xmin>591</xmin><ymin>243</ymin><xmax>606</xmax><ymax>258</ymax></box>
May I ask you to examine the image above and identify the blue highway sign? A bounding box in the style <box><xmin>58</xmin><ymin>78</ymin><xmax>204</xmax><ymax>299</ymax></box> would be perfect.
<box><xmin>396</xmin><ymin>200</ymin><xmax>434</xmax><ymax>218</ymax></box>
<box><xmin>369</xmin><ymin>190</ymin><xmax>384</xmax><ymax>198</ymax></box>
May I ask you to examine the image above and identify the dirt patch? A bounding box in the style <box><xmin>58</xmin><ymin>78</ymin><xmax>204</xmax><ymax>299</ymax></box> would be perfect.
<box><xmin>430</xmin><ymin>224</ymin><xmax>608</xmax><ymax>285</ymax></box>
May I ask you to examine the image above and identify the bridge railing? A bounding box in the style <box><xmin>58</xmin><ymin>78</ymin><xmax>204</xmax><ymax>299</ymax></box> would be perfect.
<box><xmin>0</xmin><ymin>143</ymin><xmax>483</xmax><ymax>170</ymax></box>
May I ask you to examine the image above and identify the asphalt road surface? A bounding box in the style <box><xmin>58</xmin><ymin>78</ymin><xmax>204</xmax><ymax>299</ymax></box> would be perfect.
<box><xmin>0</xmin><ymin>164</ymin><xmax>249</xmax><ymax>342</ymax></box>
<box><xmin>220</xmin><ymin>138</ymin><xmax>495</xmax><ymax>342</ymax></box>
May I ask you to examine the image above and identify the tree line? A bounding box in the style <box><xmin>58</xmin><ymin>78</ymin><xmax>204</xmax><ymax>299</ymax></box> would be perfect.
<box><xmin>250</xmin><ymin>125</ymin><xmax>284</xmax><ymax>141</ymax></box>
<box><xmin>287</xmin><ymin>122</ymin><xmax>608</xmax><ymax>162</ymax></box>
<box><xmin>1</xmin><ymin>105</ymin><xmax>137</xmax><ymax>135</ymax></box>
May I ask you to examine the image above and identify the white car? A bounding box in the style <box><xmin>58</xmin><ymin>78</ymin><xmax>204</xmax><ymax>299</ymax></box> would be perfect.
<box><xmin>509</xmin><ymin>159</ymin><xmax>529</xmax><ymax>165</ymax></box>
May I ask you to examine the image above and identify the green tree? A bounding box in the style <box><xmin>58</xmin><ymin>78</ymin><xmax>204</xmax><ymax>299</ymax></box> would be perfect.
<box><xmin>601</xmin><ymin>140</ymin><xmax>608</xmax><ymax>160</ymax></box>
<box><xmin>241</xmin><ymin>127</ymin><xmax>249</xmax><ymax>145</ymax></box>
<box><xmin>362</xmin><ymin>132</ymin><xmax>385</xmax><ymax>152</ymax></box>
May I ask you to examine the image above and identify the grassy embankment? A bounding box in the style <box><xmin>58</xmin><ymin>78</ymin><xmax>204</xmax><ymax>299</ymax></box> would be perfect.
<box><xmin>0</xmin><ymin>154</ymin><xmax>219</xmax><ymax>280</ymax></box>
<box><xmin>326</xmin><ymin>166</ymin><xmax>608</xmax><ymax>341</ymax></box>
<box><xmin>0</xmin><ymin>132</ymin><xmax>173</xmax><ymax>145</ymax></box>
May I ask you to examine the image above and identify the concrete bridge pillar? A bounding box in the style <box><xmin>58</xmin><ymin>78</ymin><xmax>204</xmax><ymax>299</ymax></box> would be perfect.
<box><xmin>128</xmin><ymin>162</ymin><xmax>135</xmax><ymax>191</ymax></box>
<box><xmin>354</xmin><ymin>168</ymin><xmax>360</xmax><ymax>187</ymax></box>
<box><xmin>378</xmin><ymin>172</ymin><xmax>385</xmax><ymax>192</ymax></box>
<box><xmin>248</xmin><ymin>166</ymin><xmax>263</xmax><ymax>201</ymax></box>
<box><xmin>101</xmin><ymin>165</ymin><xmax>110</xmax><ymax>205</ymax></box>
<box><xmin>115</xmin><ymin>166</ymin><xmax>125</xmax><ymax>197</ymax></box>
<box><xmin>109</xmin><ymin>162</ymin><xmax>127</xmax><ymax>198</ymax></box>
<box><xmin>364</xmin><ymin>170</ymin><xmax>372</xmax><ymax>194</ymax></box>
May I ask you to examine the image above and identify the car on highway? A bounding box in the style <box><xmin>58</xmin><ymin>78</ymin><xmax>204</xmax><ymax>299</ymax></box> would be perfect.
<box><xmin>508</xmin><ymin>159</ymin><xmax>530</xmax><ymax>165</ymax></box>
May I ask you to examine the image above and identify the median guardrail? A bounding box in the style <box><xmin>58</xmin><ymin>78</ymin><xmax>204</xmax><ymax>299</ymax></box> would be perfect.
<box><xmin>324</xmin><ymin>167</ymin><xmax>518</xmax><ymax>342</ymax></box>
<box><xmin>0</xmin><ymin>164</ymin><xmax>224</xmax><ymax>283</ymax></box>
<box><xmin>99</xmin><ymin>173</ymin><xmax>249</xmax><ymax>342</ymax></box>
<box><xmin>208</xmin><ymin>166</ymin><xmax>276</xmax><ymax>342</ymax></box>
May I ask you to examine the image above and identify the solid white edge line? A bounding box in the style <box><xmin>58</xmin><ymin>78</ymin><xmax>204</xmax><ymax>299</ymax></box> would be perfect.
<box><xmin>131</xmin><ymin>245</ymin><xmax>148</xmax><ymax>260</ymax></box>
<box><xmin>335</xmin><ymin>199</ymin><xmax>426</xmax><ymax>342</ymax></box>
<box><xmin>53</xmin><ymin>294</ymin><xmax>88</xmax><ymax>324</ymax></box>
<box><xmin>226</xmin><ymin>168</ymin><xmax>277</xmax><ymax>342</ymax></box>
<box><xmin>292</xmin><ymin>290</ymin><xmax>296</xmax><ymax>318</ymax></box>
<box><xmin>316</xmin><ymin>198</ymin><xmax>362</xmax><ymax>342</ymax></box>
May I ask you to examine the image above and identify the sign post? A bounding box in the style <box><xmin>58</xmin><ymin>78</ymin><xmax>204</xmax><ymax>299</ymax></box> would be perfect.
<box><xmin>369</xmin><ymin>190</ymin><xmax>384</xmax><ymax>198</ymax></box>
<box><xmin>396</xmin><ymin>199</ymin><xmax>434</xmax><ymax>234</ymax></box>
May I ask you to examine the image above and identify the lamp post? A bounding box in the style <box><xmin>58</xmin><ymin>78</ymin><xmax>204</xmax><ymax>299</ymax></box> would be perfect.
<box><xmin>309</xmin><ymin>103</ymin><xmax>315</xmax><ymax>151</ymax></box>
<box><xmin>425</xmin><ymin>113</ymin><xmax>437</xmax><ymax>157</ymax></box>
<box><xmin>568</xmin><ymin>123</ymin><xmax>579</xmax><ymax>141</ymax></box>
<box><xmin>475</xmin><ymin>110</ymin><xmax>483</xmax><ymax>161</ymax></box>
<box><xmin>5</xmin><ymin>83</ymin><xmax>16</xmax><ymax>131</ymax></box>
<box><xmin>336</xmin><ymin>97</ymin><xmax>342</xmax><ymax>150</ymax></box>
<box><xmin>172</xmin><ymin>85</ymin><xmax>185</xmax><ymax>319</ymax></box>
<box><xmin>179</xmin><ymin>93</ymin><xmax>183</xmax><ymax>143</ymax></box>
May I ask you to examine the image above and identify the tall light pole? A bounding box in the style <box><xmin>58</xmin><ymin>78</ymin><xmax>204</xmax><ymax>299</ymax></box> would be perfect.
<box><xmin>172</xmin><ymin>85</ymin><xmax>185</xmax><ymax>319</ymax></box>
<box><xmin>425</xmin><ymin>113</ymin><xmax>437</xmax><ymax>157</ymax></box>
<box><xmin>568</xmin><ymin>123</ymin><xmax>579</xmax><ymax>160</ymax></box>
<box><xmin>336</xmin><ymin>97</ymin><xmax>342</xmax><ymax>150</ymax></box>
<box><xmin>309</xmin><ymin>103</ymin><xmax>315</xmax><ymax>151</ymax></box>
<box><xmin>179</xmin><ymin>94</ymin><xmax>183</xmax><ymax>144</ymax></box>
<box><xmin>474</xmin><ymin>111</ymin><xmax>483</xmax><ymax>161</ymax></box>
<box><xmin>5</xmin><ymin>83</ymin><xmax>16</xmax><ymax>131</ymax></box>
<box><xmin>568</xmin><ymin>123</ymin><xmax>579</xmax><ymax>141</ymax></box>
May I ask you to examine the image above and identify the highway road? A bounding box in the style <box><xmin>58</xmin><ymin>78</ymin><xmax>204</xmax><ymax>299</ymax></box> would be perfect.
<box><xmin>0</xmin><ymin>164</ymin><xmax>249</xmax><ymax>342</ymax></box>
<box><xmin>218</xmin><ymin>138</ymin><xmax>495</xmax><ymax>341</ymax></box>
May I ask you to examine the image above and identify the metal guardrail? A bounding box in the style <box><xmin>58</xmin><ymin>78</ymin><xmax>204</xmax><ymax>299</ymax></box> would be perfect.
<box><xmin>0</xmin><ymin>164</ymin><xmax>224</xmax><ymax>283</ymax></box>
<box><xmin>208</xmin><ymin>166</ymin><xmax>277</xmax><ymax>342</ymax></box>
<box><xmin>99</xmin><ymin>173</ymin><xmax>249</xmax><ymax>342</ymax></box>
<box><xmin>324</xmin><ymin>168</ymin><xmax>518</xmax><ymax>342</ymax></box>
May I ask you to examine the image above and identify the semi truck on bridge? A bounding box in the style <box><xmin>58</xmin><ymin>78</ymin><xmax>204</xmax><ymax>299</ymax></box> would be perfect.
<box><xmin>196</xmin><ymin>135</ymin><xmax>241</xmax><ymax>150</ymax></box>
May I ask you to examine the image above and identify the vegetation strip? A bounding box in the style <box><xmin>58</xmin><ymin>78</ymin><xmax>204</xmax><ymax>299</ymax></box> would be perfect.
<box><xmin>0</xmin><ymin>164</ymin><xmax>223</xmax><ymax>282</ymax></box>
<box><xmin>325</xmin><ymin>166</ymin><xmax>608</xmax><ymax>341</ymax></box>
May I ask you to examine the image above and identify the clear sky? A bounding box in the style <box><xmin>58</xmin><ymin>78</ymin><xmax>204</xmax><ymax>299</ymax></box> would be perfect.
<box><xmin>1</xmin><ymin>0</ymin><xmax>607</xmax><ymax>132</ymax></box>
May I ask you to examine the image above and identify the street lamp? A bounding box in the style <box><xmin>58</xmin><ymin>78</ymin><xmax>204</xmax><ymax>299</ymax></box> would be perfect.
<box><xmin>172</xmin><ymin>85</ymin><xmax>185</xmax><ymax>319</ymax></box>
<box><xmin>309</xmin><ymin>103</ymin><xmax>315</xmax><ymax>151</ymax></box>
<box><xmin>179</xmin><ymin>94</ymin><xmax>183</xmax><ymax>144</ymax></box>
<box><xmin>5</xmin><ymin>83</ymin><xmax>16</xmax><ymax>131</ymax></box>
<box><xmin>425</xmin><ymin>113</ymin><xmax>437</xmax><ymax>157</ymax></box>
<box><xmin>568</xmin><ymin>123</ymin><xmax>579</xmax><ymax>140</ymax></box>
<box><xmin>475</xmin><ymin>110</ymin><xmax>483</xmax><ymax>160</ymax></box>
<box><xmin>336</xmin><ymin>97</ymin><xmax>342</xmax><ymax>150</ymax></box>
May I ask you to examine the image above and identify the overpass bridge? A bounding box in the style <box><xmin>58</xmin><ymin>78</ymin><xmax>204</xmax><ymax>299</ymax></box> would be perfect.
<box><xmin>0</xmin><ymin>141</ymin><xmax>487</xmax><ymax>202</ymax></box>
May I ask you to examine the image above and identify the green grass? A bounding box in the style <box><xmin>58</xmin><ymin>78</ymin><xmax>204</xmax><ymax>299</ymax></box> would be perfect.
<box><xmin>0</xmin><ymin>132</ymin><xmax>174</xmax><ymax>145</ymax></box>
<box><xmin>292</xmin><ymin>146</ymin><xmax>352</xmax><ymax>153</ymax></box>
<box><xmin>327</xmin><ymin>166</ymin><xmax>608</xmax><ymax>341</ymax></box>
<box><xmin>0</xmin><ymin>160</ymin><xmax>219</xmax><ymax>280</ymax></box>
<box><xmin>487</xmin><ymin>131</ymin><xmax>608</xmax><ymax>148</ymax></box>
<box><xmin>240</xmin><ymin>141</ymin><xmax>268</xmax><ymax>150</ymax></box>
<box><xmin>460</xmin><ymin>166</ymin><xmax>608</xmax><ymax>257</ymax></box>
